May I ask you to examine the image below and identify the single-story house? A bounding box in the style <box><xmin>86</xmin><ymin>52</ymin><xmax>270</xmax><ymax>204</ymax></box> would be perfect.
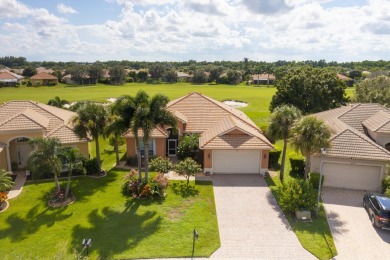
<box><xmin>0</xmin><ymin>101</ymin><xmax>89</xmax><ymax>172</ymax></box>
<box><xmin>311</xmin><ymin>103</ymin><xmax>390</xmax><ymax>191</ymax></box>
<box><xmin>124</xmin><ymin>92</ymin><xmax>274</xmax><ymax>174</ymax></box>
<box><xmin>0</xmin><ymin>70</ymin><xmax>24</xmax><ymax>87</ymax></box>
<box><xmin>176</xmin><ymin>71</ymin><xmax>193</xmax><ymax>82</ymax></box>
<box><xmin>30</xmin><ymin>72</ymin><xmax>58</xmax><ymax>86</ymax></box>
<box><xmin>337</xmin><ymin>73</ymin><xmax>354</xmax><ymax>86</ymax></box>
<box><xmin>36</xmin><ymin>67</ymin><xmax>54</xmax><ymax>74</ymax></box>
<box><xmin>62</xmin><ymin>74</ymin><xmax>97</xmax><ymax>85</ymax></box>
<box><xmin>252</xmin><ymin>74</ymin><xmax>276</xmax><ymax>85</ymax></box>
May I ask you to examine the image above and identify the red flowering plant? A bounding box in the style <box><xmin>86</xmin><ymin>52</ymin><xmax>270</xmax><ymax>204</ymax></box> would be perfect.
<box><xmin>0</xmin><ymin>192</ymin><xmax>7</xmax><ymax>204</ymax></box>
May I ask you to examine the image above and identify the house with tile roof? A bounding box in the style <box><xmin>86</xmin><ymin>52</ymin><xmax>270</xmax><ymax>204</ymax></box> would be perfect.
<box><xmin>0</xmin><ymin>70</ymin><xmax>24</xmax><ymax>87</ymax></box>
<box><xmin>30</xmin><ymin>72</ymin><xmax>58</xmax><ymax>86</ymax></box>
<box><xmin>251</xmin><ymin>74</ymin><xmax>276</xmax><ymax>85</ymax></box>
<box><xmin>310</xmin><ymin>103</ymin><xmax>390</xmax><ymax>191</ymax></box>
<box><xmin>124</xmin><ymin>92</ymin><xmax>274</xmax><ymax>174</ymax></box>
<box><xmin>0</xmin><ymin>101</ymin><xmax>89</xmax><ymax>172</ymax></box>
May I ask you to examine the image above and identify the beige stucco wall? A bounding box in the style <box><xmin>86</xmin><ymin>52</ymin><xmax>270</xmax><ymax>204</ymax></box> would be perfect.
<box><xmin>0</xmin><ymin>149</ymin><xmax>7</xmax><ymax>171</ymax></box>
<box><xmin>0</xmin><ymin>131</ymin><xmax>43</xmax><ymax>144</ymax></box>
<box><xmin>126</xmin><ymin>137</ymin><xmax>166</xmax><ymax>158</ymax></box>
<box><xmin>126</xmin><ymin>138</ymin><xmax>136</xmax><ymax>157</ymax></box>
<box><xmin>64</xmin><ymin>142</ymin><xmax>89</xmax><ymax>158</ymax></box>
<box><xmin>155</xmin><ymin>139</ymin><xmax>166</xmax><ymax>157</ymax></box>
<box><xmin>366</xmin><ymin>129</ymin><xmax>390</xmax><ymax>148</ymax></box>
<box><xmin>261</xmin><ymin>150</ymin><xmax>269</xmax><ymax>169</ymax></box>
<box><xmin>203</xmin><ymin>149</ymin><xmax>212</xmax><ymax>168</ymax></box>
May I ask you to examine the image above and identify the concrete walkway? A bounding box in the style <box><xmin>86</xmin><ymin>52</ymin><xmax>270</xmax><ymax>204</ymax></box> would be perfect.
<box><xmin>210</xmin><ymin>174</ymin><xmax>314</xmax><ymax>259</ymax></box>
<box><xmin>7</xmin><ymin>170</ymin><xmax>27</xmax><ymax>199</ymax></box>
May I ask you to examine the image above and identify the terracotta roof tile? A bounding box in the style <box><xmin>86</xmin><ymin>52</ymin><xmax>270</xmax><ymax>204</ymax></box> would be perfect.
<box><xmin>47</xmin><ymin>125</ymin><xmax>87</xmax><ymax>143</ymax></box>
<box><xmin>202</xmin><ymin>134</ymin><xmax>273</xmax><ymax>149</ymax></box>
<box><xmin>123</xmin><ymin>127</ymin><xmax>168</xmax><ymax>138</ymax></box>
<box><xmin>30</xmin><ymin>72</ymin><xmax>57</xmax><ymax>80</ymax></box>
<box><xmin>362</xmin><ymin>110</ymin><xmax>390</xmax><ymax>133</ymax></box>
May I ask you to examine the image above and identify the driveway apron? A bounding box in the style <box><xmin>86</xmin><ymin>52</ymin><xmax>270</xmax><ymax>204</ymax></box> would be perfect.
<box><xmin>210</xmin><ymin>174</ymin><xmax>314</xmax><ymax>259</ymax></box>
<box><xmin>322</xmin><ymin>188</ymin><xmax>390</xmax><ymax>259</ymax></box>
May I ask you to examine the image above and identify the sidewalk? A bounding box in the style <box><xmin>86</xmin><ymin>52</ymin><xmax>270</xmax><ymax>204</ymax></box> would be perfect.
<box><xmin>7</xmin><ymin>170</ymin><xmax>27</xmax><ymax>199</ymax></box>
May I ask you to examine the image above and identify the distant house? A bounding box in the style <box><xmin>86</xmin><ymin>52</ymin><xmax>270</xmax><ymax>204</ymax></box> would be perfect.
<box><xmin>62</xmin><ymin>74</ymin><xmax>97</xmax><ymax>85</ymax></box>
<box><xmin>30</xmin><ymin>72</ymin><xmax>58</xmax><ymax>86</ymax></box>
<box><xmin>337</xmin><ymin>73</ymin><xmax>354</xmax><ymax>86</ymax></box>
<box><xmin>36</xmin><ymin>67</ymin><xmax>54</xmax><ymax>74</ymax></box>
<box><xmin>251</xmin><ymin>74</ymin><xmax>276</xmax><ymax>85</ymax></box>
<box><xmin>176</xmin><ymin>71</ymin><xmax>193</xmax><ymax>82</ymax></box>
<box><xmin>0</xmin><ymin>101</ymin><xmax>89</xmax><ymax>172</ymax></box>
<box><xmin>0</xmin><ymin>70</ymin><xmax>24</xmax><ymax>87</ymax></box>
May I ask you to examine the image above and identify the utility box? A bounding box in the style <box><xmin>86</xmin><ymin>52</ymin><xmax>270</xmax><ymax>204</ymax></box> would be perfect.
<box><xmin>295</xmin><ymin>210</ymin><xmax>311</xmax><ymax>220</ymax></box>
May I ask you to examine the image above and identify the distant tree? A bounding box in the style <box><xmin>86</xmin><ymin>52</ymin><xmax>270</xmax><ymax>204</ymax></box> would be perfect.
<box><xmin>137</xmin><ymin>71</ymin><xmax>148</xmax><ymax>82</ymax></box>
<box><xmin>22</xmin><ymin>67</ymin><xmax>37</xmax><ymax>77</ymax></box>
<box><xmin>47</xmin><ymin>96</ymin><xmax>69</xmax><ymax>108</ymax></box>
<box><xmin>354</xmin><ymin>75</ymin><xmax>390</xmax><ymax>106</ymax></box>
<box><xmin>164</xmin><ymin>69</ymin><xmax>177</xmax><ymax>83</ymax></box>
<box><xmin>267</xmin><ymin>105</ymin><xmax>302</xmax><ymax>182</ymax></box>
<box><xmin>227</xmin><ymin>70</ymin><xmax>242</xmax><ymax>84</ymax></box>
<box><xmin>89</xmin><ymin>62</ymin><xmax>104</xmax><ymax>83</ymax></box>
<box><xmin>109</xmin><ymin>65</ymin><xmax>126</xmax><ymax>84</ymax></box>
<box><xmin>348</xmin><ymin>70</ymin><xmax>362</xmax><ymax>79</ymax></box>
<box><xmin>270</xmin><ymin>67</ymin><xmax>349</xmax><ymax>114</ymax></box>
<box><xmin>69</xmin><ymin>64</ymin><xmax>88</xmax><ymax>84</ymax></box>
<box><xmin>209</xmin><ymin>66</ymin><xmax>223</xmax><ymax>83</ymax></box>
<box><xmin>290</xmin><ymin>116</ymin><xmax>331</xmax><ymax>180</ymax></box>
<box><xmin>149</xmin><ymin>64</ymin><xmax>166</xmax><ymax>81</ymax></box>
<box><xmin>174</xmin><ymin>158</ymin><xmax>202</xmax><ymax>187</ymax></box>
<box><xmin>72</xmin><ymin>102</ymin><xmax>107</xmax><ymax>171</ymax></box>
<box><xmin>53</xmin><ymin>70</ymin><xmax>63</xmax><ymax>80</ymax></box>
<box><xmin>0</xmin><ymin>56</ymin><xmax>27</xmax><ymax>67</ymax></box>
<box><xmin>128</xmin><ymin>71</ymin><xmax>138</xmax><ymax>81</ymax></box>
<box><xmin>192</xmin><ymin>69</ymin><xmax>207</xmax><ymax>84</ymax></box>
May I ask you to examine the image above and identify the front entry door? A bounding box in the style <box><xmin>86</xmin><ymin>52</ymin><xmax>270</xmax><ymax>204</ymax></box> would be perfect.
<box><xmin>168</xmin><ymin>140</ymin><xmax>177</xmax><ymax>156</ymax></box>
<box><xmin>17</xmin><ymin>143</ymin><xmax>31</xmax><ymax>168</ymax></box>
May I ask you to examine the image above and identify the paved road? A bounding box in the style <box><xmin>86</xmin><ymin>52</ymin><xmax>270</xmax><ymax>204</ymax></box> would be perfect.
<box><xmin>322</xmin><ymin>188</ymin><xmax>390</xmax><ymax>259</ymax></box>
<box><xmin>210</xmin><ymin>174</ymin><xmax>314</xmax><ymax>259</ymax></box>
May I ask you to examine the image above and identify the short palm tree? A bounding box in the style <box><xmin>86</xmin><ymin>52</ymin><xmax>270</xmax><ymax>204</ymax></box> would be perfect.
<box><xmin>27</xmin><ymin>138</ymin><xmax>64</xmax><ymax>191</ymax></box>
<box><xmin>61</xmin><ymin>147</ymin><xmax>85</xmax><ymax>198</ymax></box>
<box><xmin>290</xmin><ymin>116</ymin><xmax>331</xmax><ymax>180</ymax></box>
<box><xmin>0</xmin><ymin>169</ymin><xmax>14</xmax><ymax>192</ymax></box>
<box><xmin>72</xmin><ymin>102</ymin><xmax>107</xmax><ymax>172</ymax></box>
<box><xmin>47</xmin><ymin>96</ymin><xmax>69</xmax><ymax>108</ymax></box>
<box><xmin>267</xmin><ymin>105</ymin><xmax>301</xmax><ymax>182</ymax></box>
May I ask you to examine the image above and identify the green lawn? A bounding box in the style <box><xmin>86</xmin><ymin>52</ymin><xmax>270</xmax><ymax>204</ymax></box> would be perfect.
<box><xmin>0</xmin><ymin>83</ymin><xmax>355</xmax><ymax>259</ymax></box>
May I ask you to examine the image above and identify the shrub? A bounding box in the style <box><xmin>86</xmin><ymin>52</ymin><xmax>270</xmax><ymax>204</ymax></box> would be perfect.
<box><xmin>385</xmin><ymin>188</ymin><xmax>390</xmax><ymax>196</ymax></box>
<box><xmin>0</xmin><ymin>192</ymin><xmax>7</xmax><ymax>204</ymax></box>
<box><xmin>309</xmin><ymin>172</ymin><xmax>325</xmax><ymax>189</ymax></box>
<box><xmin>126</xmin><ymin>77</ymin><xmax>134</xmax><ymax>83</ymax></box>
<box><xmin>122</xmin><ymin>169</ymin><xmax>169</xmax><ymax>198</ymax></box>
<box><xmin>176</xmin><ymin>134</ymin><xmax>199</xmax><ymax>160</ymax></box>
<box><xmin>278</xmin><ymin>179</ymin><xmax>317</xmax><ymax>214</ymax></box>
<box><xmin>382</xmin><ymin>173</ymin><xmax>390</xmax><ymax>193</ymax></box>
<box><xmin>126</xmin><ymin>156</ymin><xmax>137</xmax><ymax>166</ymax></box>
<box><xmin>84</xmin><ymin>158</ymin><xmax>100</xmax><ymax>175</ymax></box>
<box><xmin>268</xmin><ymin>149</ymin><xmax>281</xmax><ymax>168</ymax></box>
<box><xmin>11</xmin><ymin>161</ymin><xmax>18</xmax><ymax>171</ymax></box>
<box><xmin>149</xmin><ymin>157</ymin><xmax>173</xmax><ymax>173</ymax></box>
<box><xmin>27</xmin><ymin>81</ymin><xmax>32</xmax><ymax>87</ymax></box>
<box><xmin>174</xmin><ymin>158</ymin><xmax>202</xmax><ymax>187</ymax></box>
<box><xmin>289</xmin><ymin>153</ymin><xmax>305</xmax><ymax>176</ymax></box>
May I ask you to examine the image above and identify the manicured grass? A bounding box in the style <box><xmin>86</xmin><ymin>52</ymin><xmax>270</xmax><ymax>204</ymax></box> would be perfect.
<box><xmin>0</xmin><ymin>172</ymin><xmax>219</xmax><ymax>259</ymax></box>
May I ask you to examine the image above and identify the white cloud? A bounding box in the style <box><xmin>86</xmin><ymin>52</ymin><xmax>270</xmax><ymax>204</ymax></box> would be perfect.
<box><xmin>57</xmin><ymin>3</ymin><xmax>78</xmax><ymax>14</ymax></box>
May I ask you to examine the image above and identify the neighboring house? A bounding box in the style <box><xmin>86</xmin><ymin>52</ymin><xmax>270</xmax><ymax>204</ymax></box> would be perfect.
<box><xmin>0</xmin><ymin>70</ymin><xmax>24</xmax><ymax>87</ymax></box>
<box><xmin>0</xmin><ymin>101</ymin><xmax>89</xmax><ymax>172</ymax></box>
<box><xmin>30</xmin><ymin>72</ymin><xmax>58</xmax><ymax>86</ymax></box>
<box><xmin>311</xmin><ymin>103</ymin><xmax>390</xmax><ymax>192</ymax></box>
<box><xmin>62</xmin><ymin>74</ymin><xmax>97</xmax><ymax>85</ymax></box>
<box><xmin>36</xmin><ymin>67</ymin><xmax>54</xmax><ymax>74</ymax></box>
<box><xmin>176</xmin><ymin>71</ymin><xmax>193</xmax><ymax>82</ymax></box>
<box><xmin>124</xmin><ymin>92</ymin><xmax>274</xmax><ymax>174</ymax></box>
<box><xmin>252</xmin><ymin>74</ymin><xmax>276</xmax><ymax>85</ymax></box>
<box><xmin>337</xmin><ymin>73</ymin><xmax>354</xmax><ymax>86</ymax></box>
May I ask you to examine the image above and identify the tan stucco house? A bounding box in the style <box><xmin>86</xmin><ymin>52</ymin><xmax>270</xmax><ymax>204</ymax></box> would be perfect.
<box><xmin>311</xmin><ymin>103</ymin><xmax>390</xmax><ymax>192</ymax></box>
<box><xmin>124</xmin><ymin>92</ymin><xmax>274</xmax><ymax>174</ymax></box>
<box><xmin>0</xmin><ymin>101</ymin><xmax>89</xmax><ymax>172</ymax></box>
<box><xmin>30</xmin><ymin>72</ymin><xmax>58</xmax><ymax>86</ymax></box>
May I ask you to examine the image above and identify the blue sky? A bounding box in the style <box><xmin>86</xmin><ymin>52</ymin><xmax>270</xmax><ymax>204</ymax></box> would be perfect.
<box><xmin>0</xmin><ymin>0</ymin><xmax>389</xmax><ymax>62</ymax></box>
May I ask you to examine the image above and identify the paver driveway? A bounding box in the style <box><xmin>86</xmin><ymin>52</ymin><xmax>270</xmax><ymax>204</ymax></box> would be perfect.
<box><xmin>210</xmin><ymin>174</ymin><xmax>314</xmax><ymax>259</ymax></box>
<box><xmin>322</xmin><ymin>188</ymin><xmax>390</xmax><ymax>259</ymax></box>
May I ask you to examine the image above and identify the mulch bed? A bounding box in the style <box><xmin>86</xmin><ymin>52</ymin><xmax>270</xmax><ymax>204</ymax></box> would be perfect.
<box><xmin>0</xmin><ymin>200</ymin><xmax>9</xmax><ymax>213</ymax></box>
<box><xmin>48</xmin><ymin>196</ymin><xmax>75</xmax><ymax>208</ymax></box>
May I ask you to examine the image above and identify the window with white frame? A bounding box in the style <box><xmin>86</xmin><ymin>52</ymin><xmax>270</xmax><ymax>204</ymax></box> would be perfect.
<box><xmin>139</xmin><ymin>139</ymin><xmax>155</xmax><ymax>156</ymax></box>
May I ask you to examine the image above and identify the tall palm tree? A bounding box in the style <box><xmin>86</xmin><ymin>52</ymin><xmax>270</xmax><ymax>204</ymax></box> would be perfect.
<box><xmin>268</xmin><ymin>105</ymin><xmax>301</xmax><ymax>182</ymax></box>
<box><xmin>47</xmin><ymin>96</ymin><xmax>69</xmax><ymax>108</ymax></box>
<box><xmin>27</xmin><ymin>138</ymin><xmax>64</xmax><ymax>191</ymax></box>
<box><xmin>104</xmin><ymin>104</ymin><xmax>128</xmax><ymax>165</ymax></box>
<box><xmin>139</xmin><ymin>93</ymin><xmax>177</xmax><ymax>181</ymax></box>
<box><xmin>0</xmin><ymin>169</ymin><xmax>14</xmax><ymax>192</ymax></box>
<box><xmin>72</xmin><ymin>102</ymin><xmax>107</xmax><ymax>172</ymax></box>
<box><xmin>61</xmin><ymin>147</ymin><xmax>85</xmax><ymax>198</ymax></box>
<box><xmin>290</xmin><ymin>116</ymin><xmax>331</xmax><ymax>180</ymax></box>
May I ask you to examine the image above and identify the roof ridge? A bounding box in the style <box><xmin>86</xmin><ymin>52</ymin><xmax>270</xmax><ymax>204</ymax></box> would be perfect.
<box><xmin>337</xmin><ymin>103</ymin><xmax>359</xmax><ymax>119</ymax></box>
<box><xmin>21</xmin><ymin>108</ymin><xmax>49</xmax><ymax>129</ymax></box>
<box><xmin>374</xmin><ymin>111</ymin><xmax>390</xmax><ymax>131</ymax></box>
<box><xmin>46</xmin><ymin>124</ymin><xmax>64</xmax><ymax>137</ymax></box>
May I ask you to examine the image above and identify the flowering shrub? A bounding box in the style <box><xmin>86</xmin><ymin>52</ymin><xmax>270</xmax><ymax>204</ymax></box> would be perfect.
<box><xmin>122</xmin><ymin>169</ymin><xmax>170</xmax><ymax>199</ymax></box>
<box><xmin>0</xmin><ymin>192</ymin><xmax>7</xmax><ymax>204</ymax></box>
<box><xmin>45</xmin><ymin>187</ymin><xmax>69</xmax><ymax>203</ymax></box>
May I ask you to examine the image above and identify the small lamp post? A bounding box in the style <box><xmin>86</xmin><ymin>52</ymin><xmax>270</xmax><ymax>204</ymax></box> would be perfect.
<box><xmin>192</xmin><ymin>228</ymin><xmax>199</xmax><ymax>257</ymax></box>
<box><xmin>316</xmin><ymin>148</ymin><xmax>327</xmax><ymax>217</ymax></box>
<box><xmin>82</xmin><ymin>238</ymin><xmax>92</xmax><ymax>256</ymax></box>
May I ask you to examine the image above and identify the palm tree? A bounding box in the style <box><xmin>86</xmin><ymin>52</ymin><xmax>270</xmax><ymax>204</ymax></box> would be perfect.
<box><xmin>104</xmin><ymin>104</ymin><xmax>128</xmax><ymax>165</ymax></box>
<box><xmin>61</xmin><ymin>147</ymin><xmax>85</xmax><ymax>198</ymax></box>
<box><xmin>27</xmin><ymin>138</ymin><xmax>64</xmax><ymax>191</ymax></box>
<box><xmin>267</xmin><ymin>105</ymin><xmax>301</xmax><ymax>182</ymax></box>
<box><xmin>290</xmin><ymin>116</ymin><xmax>331</xmax><ymax>180</ymax></box>
<box><xmin>72</xmin><ymin>102</ymin><xmax>107</xmax><ymax>172</ymax></box>
<box><xmin>0</xmin><ymin>169</ymin><xmax>14</xmax><ymax>192</ymax></box>
<box><xmin>139</xmin><ymin>93</ymin><xmax>177</xmax><ymax>181</ymax></box>
<box><xmin>47</xmin><ymin>96</ymin><xmax>69</xmax><ymax>108</ymax></box>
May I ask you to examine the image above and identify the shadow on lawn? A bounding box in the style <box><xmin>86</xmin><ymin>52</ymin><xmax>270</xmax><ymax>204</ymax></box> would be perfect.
<box><xmin>71</xmin><ymin>202</ymin><xmax>162</xmax><ymax>259</ymax></box>
<box><xmin>0</xmin><ymin>205</ymin><xmax>72</xmax><ymax>242</ymax></box>
<box><xmin>170</xmin><ymin>182</ymin><xmax>199</xmax><ymax>198</ymax></box>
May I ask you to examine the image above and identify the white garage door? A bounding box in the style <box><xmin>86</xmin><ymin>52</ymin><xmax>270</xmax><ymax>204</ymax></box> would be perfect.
<box><xmin>323</xmin><ymin>162</ymin><xmax>381</xmax><ymax>191</ymax></box>
<box><xmin>213</xmin><ymin>150</ymin><xmax>260</xmax><ymax>174</ymax></box>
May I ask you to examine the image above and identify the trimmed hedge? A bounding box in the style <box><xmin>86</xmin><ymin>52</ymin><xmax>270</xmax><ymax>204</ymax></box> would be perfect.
<box><xmin>269</xmin><ymin>149</ymin><xmax>281</xmax><ymax>168</ymax></box>
<box><xmin>289</xmin><ymin>154</ymin><xmax>305</xmax><ymax>176</ymax></box>
<box><xmin>309</xmin><ymin>172</ymin><xmax>325</xmax><ymax>189</ymax></box>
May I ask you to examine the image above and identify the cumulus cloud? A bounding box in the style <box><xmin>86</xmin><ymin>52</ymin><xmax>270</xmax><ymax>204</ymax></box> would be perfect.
<box><xmin>57</xmin><ymin>3</ymin><xmax>78</xmax><ymax>14</ymax></box>
<box><xmin>242</xmin><ymin>0</ymin><xmax>291</xmax><ymax>15</ymax></box>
